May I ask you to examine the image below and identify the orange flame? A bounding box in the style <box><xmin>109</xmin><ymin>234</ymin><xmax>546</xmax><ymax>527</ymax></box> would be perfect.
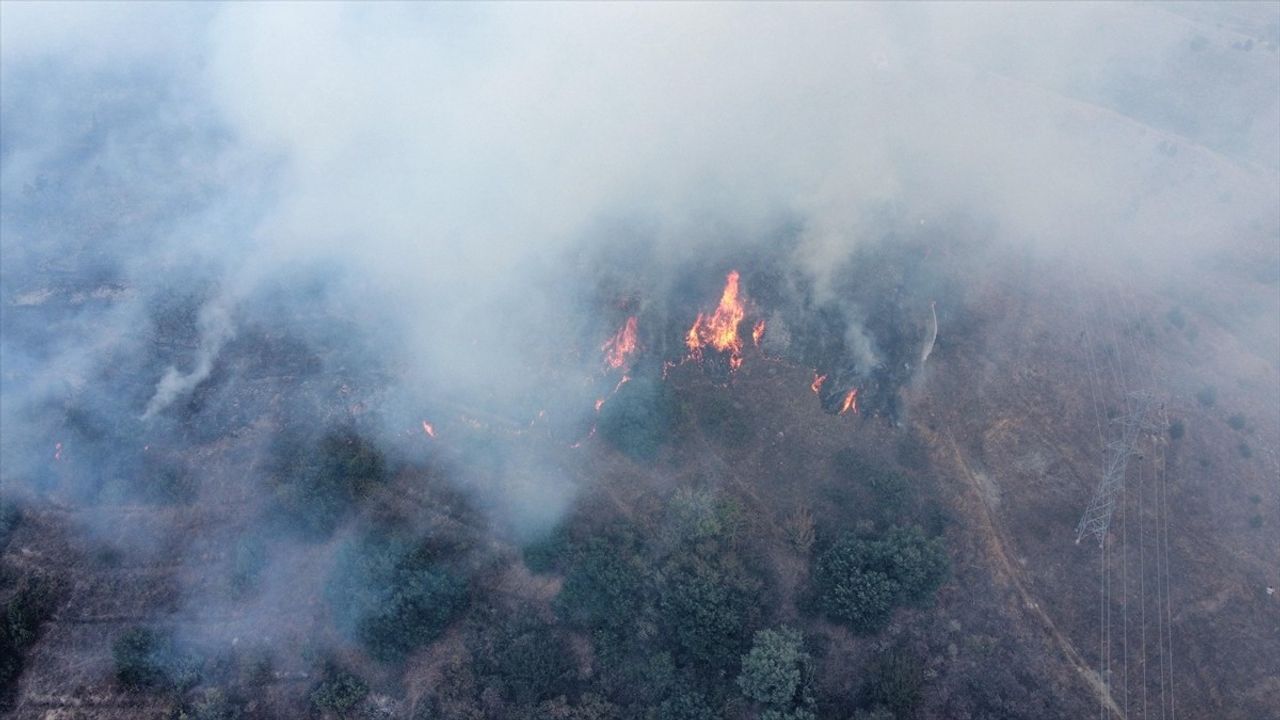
<box><xmin>752</xmin><ymin>319</ymin><xmax>766</xmax><ymax>348</ymax></box>
<box><xmin>686</xmin><ymin>270</ymin><xmax>746</xmax><ymax>368</ymax></box>
<box><xmin>602</xmin><ymin>316</ymin><xmax>638</xmax><ymax>370</ymax></box>
<box><xmin>421</xmin><ymin>421</ymin><xmax>437</xmax><ymax>439</ymax></box>
<box><xmin>838</xmin><ymin>389</ymin><xmax>858</xmax><ymax>415</ymax></box>
<box><xmin>811</xmin><ymin>373</ymin><xmax>827</xmax><ymax>394</ymax></box>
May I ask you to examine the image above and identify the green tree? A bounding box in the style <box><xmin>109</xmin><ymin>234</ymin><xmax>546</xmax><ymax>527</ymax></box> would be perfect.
<box><xmin>813</xmin><ymin>526</ymin><xmax>948</xmax><ymax>633</ymax></box>
<box><xmin>327</xmin><ymin>531</ymin><xmax>467</xmax><ymax>662</ymax></box>
<box><xmin>737</xmin><ymin>627</ymin><xmax>811</xmax><ymax>710</ymax></box>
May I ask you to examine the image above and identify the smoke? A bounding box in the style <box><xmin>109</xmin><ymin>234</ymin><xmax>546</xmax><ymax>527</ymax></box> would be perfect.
<box><xmin>1</xmin><ymin>0</ymin><xmax>1277</xmax><ymax>690</ymax></box>
<box><xmin>142</xmin><ymin>299</ymin><xmax>234</xmax><ymax>419</ymax></box>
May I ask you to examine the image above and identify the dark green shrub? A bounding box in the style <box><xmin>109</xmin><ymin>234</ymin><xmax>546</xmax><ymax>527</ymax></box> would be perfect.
<box><xmin>657</xmin><ymin>687</ymin><xmax>720</xmax><ymax>720</ymax></box>
<box><xmin>470</xmin><ymin>611</ymin><xmax>577</xmax><ymax>706</ymax></box>
<box><xmin>659</xmin><ymin>554</ymin><xmax>756</xmax><ymax>673</ymax></box>
<box><xmin>556</xmin><ymin>537</ymin><xmax>649</xmax><ymax>642</ymax></box>
<box><xmin>327</xmin><ymin>531</ymin><xmax>467</xmax><ymax>662</ymax></box>
<box><xmin>1168</xmin><ymin>420</ymin><xmax>1185</xmax><ymax>440</ymax></box>
<box><xmin>521</xmin><ymin>526</ymin><xmax>571</xmax><ymax>574</ymax></box>
<box><xmin>1228</xmin><ymin>414</ymin><xmax>1246</xmax><ymax>431</ymax></box>
<box><xmin>699</xmin><ymin>394</ymin><xmax>753</xmax><ymax>449</ymax></box>
<box><xmin>1239</xmin><ymin>442</ymin><xmax>1253</xmax><ymax>458</ymax></box>
<box><xmin>269</xmin><ymin>428</ymin><xmax>387</xmax><ymax>538</ymax></box>
<box><xmin>309</xmin><ymin>662</ymin><xmax>368</xmax><ymax>714</ymax></box>
<box><xmin>860</xmin><ymin>650</ymin><xmax>923</xmax><ymax>716</ymax></box>
<box><xmin>812</xmin><ymin>526</ymin><xmax>949</xmax><ymax>633</ymax></box>
<box><xmin>1</xmin><ymin>575</ymin><xmax>60</xmax><ymax>702</ymax></box>
<box><xmin>597</xmin><ymin>376</ymin><xmax>678</xmax><ymax>461</ymax></box>
<box><xmin>1195</xmin><ymin>386</ymin><xmax>1216</xmax><ymax>407</ymax></box>
<box><xmin>0</xmin><ymin>500</ymin><xmax>20</xmax><ymax>549</ymax></box>
<box><xmin>112</xmin><ymin>627</ymin><xmax>199</xmax><ymax>692</ymax></box>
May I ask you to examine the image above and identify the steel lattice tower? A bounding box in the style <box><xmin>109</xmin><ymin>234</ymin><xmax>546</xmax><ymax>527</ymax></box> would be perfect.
<box><xmin>1076</xmin><ymin>392</ymin><xmax>1162</xmax><ymax>545</ymax></box>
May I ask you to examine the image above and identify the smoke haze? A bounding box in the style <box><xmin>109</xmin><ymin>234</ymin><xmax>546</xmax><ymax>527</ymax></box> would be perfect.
<box><xmin>2</xmin><ymin>2</ymin><xmax>1277</xmax><ymax>718</ymax></box>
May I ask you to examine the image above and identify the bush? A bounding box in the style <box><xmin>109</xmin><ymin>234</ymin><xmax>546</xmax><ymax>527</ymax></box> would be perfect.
<box><xmin>597</xmin><ymin>376</ymin><xmax>678</xmax><ymax>461</ymax></box>
<box><xmin>833</xmin><ymin>451</ymin><xmax>909</xmax><ymax>520</ymax></box>
<box><xmin>470</xmin><ymin>611</ymin><xmax>577</xmax><ymax>706</ymax></box>
<box><xmin>1195</xmin><ymin>386</ymin><xmax>1216</xmax><ymax>407</ymax></box>
<box><xmin>812</xmin><ymin>526</ymin><xmax>949</xmax><ymax>633</ymax></box>
<box><xmin>112</xmin><ymin>627</ymin><xmax>199</xmax><ymax>692</ymax></box>
<box><xmin>659</xmin><ymin>553</ymin><xmax>756</xmax><ymax>673</ymax></box>
<box><xmin>1</xmin><ymin>575</ymin><xmax>60</xmax><ymax>702</ymax></box>
<box><xmin>860</xmin><ymin>650</ymin><xmax>923</xmax><ymax>716</ymax></box>
<box><xmin>327</xmin><ymin>531</ymin><xmax>468</xmax><ymax>662</ymax></box>
<box><xmin>1168</xmin><ymin>420</ymin><xmax>1185</xmax><ymax>440</ymax></box>
<box><xmin>0</xmin><ymin>500</ymin><xmax>21</xmax><ymax>549</ymax></box>
<box><xmin>174</xmin><ymin>688</ymin><xmax>241</xmax><ymax>720</ymax></box>
<box><xmin>309</xmin><ymin>662</ymin><xmax>368</xmax><ymax>714</ymax></box>
<box><xmin>657</xmin><ymin>688</ymin><xmax>720</xmax><ymax>720</ymax></box>
<box><xmin>556</xmin><ymin>537</ymin><xmax>649</xmax><ymax>643</ymax></box>
<box><xmin>521</xmin><ymin>526</ymin><xmax>571</xmax><ymax>574</ymax></box>
<box><xmin>1227</xmin><ymin>414</ymin><xmax>1246</xmax><ymax>431</ymax></box>
<box><xmin>269</xmin><ymin>428</ymin><xmax>387</xmax><ymax>538</ymax></box>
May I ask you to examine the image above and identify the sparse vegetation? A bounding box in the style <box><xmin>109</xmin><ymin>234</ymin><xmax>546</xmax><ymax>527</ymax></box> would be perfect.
<box><xmin>1168</xmin><ymin>420</ymin><xmax>1185</xmax><ymax>440</ymax></box>
<box><xmin>1227</xmin><ymin>413</ymin><xmax>1247</xmax><ymax>431</ymax></box>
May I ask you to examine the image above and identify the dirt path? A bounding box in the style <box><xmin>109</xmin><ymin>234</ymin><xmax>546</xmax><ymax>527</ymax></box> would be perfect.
<box><xmin>938</xmin><ymin>427</ymin><xmax>1125</xmax><ymax>719</ymax></box>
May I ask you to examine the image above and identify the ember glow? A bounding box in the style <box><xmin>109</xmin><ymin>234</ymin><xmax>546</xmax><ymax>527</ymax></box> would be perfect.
<box><xmin>811</xmin><ymin>373</ymin><xmax>827</xmax><ymax>394</ymax></box>
<box><xmin>421</xmin><ymin>421</ymin><xmax>437</xmax><ymax>439</ymax></box>
<box><xmin>53</xmin><ymin>442</ymin><xmax>63</xmax><ymax>461</ymax></box>
<box><xmin>838</xmin><ymin>389</ymin><xmax>858</xmax><ymax>415</ymax></box>
<box><xmin>602</xmin><ymin>316</ymin><xmax>638</xmax><ymax>370</ymax></box>
<box><xmin>686</xmin><ymin>270</ymin><xmax>747</xmax><ymax>369</ymax></box>
<box><xmin>752</xmin><ymin>319</ymin><xmax>766</xmax><ymax>348</ymax></box>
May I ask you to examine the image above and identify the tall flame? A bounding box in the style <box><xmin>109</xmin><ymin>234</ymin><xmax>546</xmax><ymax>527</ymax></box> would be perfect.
<box><xmin>752</xmin><ymin>320</ymin><xmax>766</xmax><ymax>348</ymax></box>
<box><xmin>602</xmin><ymin>316</ymin><xmax>638</xmax><ymax>370</ymax></box>
<box><xmin>838</xmin><ymin>389</ymin><xmax>858</xmax><ymax>415</ymax></box>
<box><xmin>686</xmin><ymin>271</ymin><xmax>746</xmax><ymax>368</ymax></box>
<box><xmin>811</xmin><ymin>373</ymin><xmax>827</xmax><ymax>394</ymax></box>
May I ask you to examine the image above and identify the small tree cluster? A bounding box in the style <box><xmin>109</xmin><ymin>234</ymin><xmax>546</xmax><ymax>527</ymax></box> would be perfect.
<box><xmin>813</xmin><ymin>526</ymin><xmax>949</xmax><ymax>633</ymax></box>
